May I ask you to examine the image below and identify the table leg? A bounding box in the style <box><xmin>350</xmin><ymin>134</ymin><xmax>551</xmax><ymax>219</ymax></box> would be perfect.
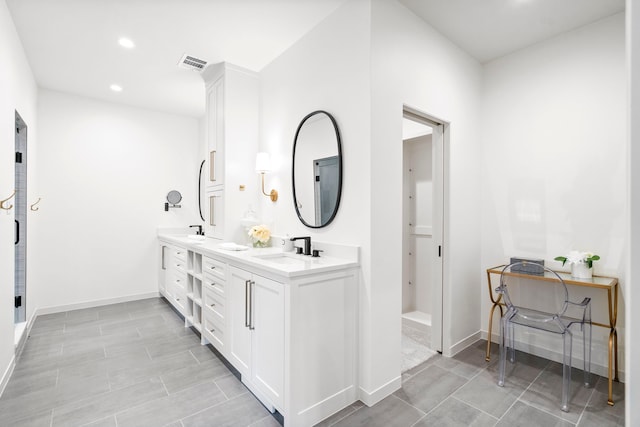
<box><xmin>486</xmin><ymin>303</ymin><xmax>502</xmax><ymax>362</ymax></box>
<box><xmin>608</xmin><ymin>328</ymin><xmax>616</xmax><ymax>406</ymax></box>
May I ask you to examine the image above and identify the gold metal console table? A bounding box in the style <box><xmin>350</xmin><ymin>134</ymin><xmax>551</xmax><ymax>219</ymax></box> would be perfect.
<box><xmin>485</xmin><ymin>265</ymin><xmax>619</xmax><ymax>406</ymax></box>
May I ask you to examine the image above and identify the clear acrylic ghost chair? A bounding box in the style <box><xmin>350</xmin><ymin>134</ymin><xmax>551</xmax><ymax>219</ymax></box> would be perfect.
<box><xmin>495</xmin><ymin>261</ymin><xmax>592</xmax><ymax>412</ymax></box>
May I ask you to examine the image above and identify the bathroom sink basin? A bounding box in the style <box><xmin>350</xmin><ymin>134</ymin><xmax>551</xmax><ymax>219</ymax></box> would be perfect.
<box><xmin>187</xmin><ymin>234</ymin><xmax>206</xmax><ymax>242</ymax></box>
<box><xmin>252</xmin><ymin>253</ymin><xmax>309</xmax><ymax>266</ymax></box>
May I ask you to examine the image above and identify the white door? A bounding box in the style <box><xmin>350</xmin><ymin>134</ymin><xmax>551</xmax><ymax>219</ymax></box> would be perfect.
<box><xmin>251</xmin><ymin>274</ymin><xmax>285</xmax><ymax>410</ymax></box>
<box><xmin>228</xmin><ymin>266</ymin><xmax>252</xmax><ymax>377</ymax></box>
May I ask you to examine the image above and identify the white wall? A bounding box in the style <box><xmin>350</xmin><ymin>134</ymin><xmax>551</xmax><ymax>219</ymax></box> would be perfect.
<box><xmin>259</xmin><ymin>0</ymin><xmax>375</xmax><ymax>401</ymax></box>
<box><xmin>0</xmin><ymin>0</ymin><xmax>38</xmax><ymax>391</ymax></box>
<box><xmin>481</xmin><ymin>14</ymin><xmax>626</xmax><ymax>374</ymax></box>
<box><xmin>626</xmin><ymin>0</ymin><xmax>639</xmax><ymax>423</ymax></box>
<box><xmin>31</xmin><ymin>90</ymin><xmax>200</xmax><ymax>311</ymax></box>
<box><xmin>369</xmin><ymin>0</ymin><xmax>483</xmax><ymax>399</ymax></box>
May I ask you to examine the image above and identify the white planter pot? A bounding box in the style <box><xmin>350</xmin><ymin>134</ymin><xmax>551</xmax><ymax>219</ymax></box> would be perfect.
<box><xmin>571</xmin><ymin>262</ymin><xmax>593</xmax><ymax>279</ymax></box>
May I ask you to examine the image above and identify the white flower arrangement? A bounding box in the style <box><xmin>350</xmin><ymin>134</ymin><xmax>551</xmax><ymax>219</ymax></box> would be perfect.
<box><xmin>248</xmin><ymin>224</ymin><xmax>271</xmax><ymax>248</ymax></box>
<box><xmin>554</xmin><ymin>251</ymin><xmax>600</xmax><ymax>269</ymax></box>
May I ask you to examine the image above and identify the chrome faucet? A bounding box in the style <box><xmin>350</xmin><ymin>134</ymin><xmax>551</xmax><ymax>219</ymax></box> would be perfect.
<box><xmin>189</xmin><ymin>225</ymin><xmax>204</xmax><ymax>236</ymax></box>
<box><xmin>290</xmin><ymin>236</ymin><xmax>312</xmax><ymax>256</ymax></box>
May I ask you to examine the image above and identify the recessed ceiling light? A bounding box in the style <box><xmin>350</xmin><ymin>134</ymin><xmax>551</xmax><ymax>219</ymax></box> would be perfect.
<box><xmin>118</xmin><ymin>38</ymin><xmax>135</xmax><ymax>49</ymax></box>
<box><xmin>110</xmin><ymin>84</ymin><xmax>123</xmax><ymax>92</ymax></box>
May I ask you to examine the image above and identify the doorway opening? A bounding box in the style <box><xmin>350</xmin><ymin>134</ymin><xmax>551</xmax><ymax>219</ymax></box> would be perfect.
<box><xmin>401</xmin><ymin>107</ymin><xmax>445</xmax><ymax>372</ymax></box>
<box><xmin>15</xmin><ymin>111</ymin><xmax>27</xmax><ymax>343</ymax></box>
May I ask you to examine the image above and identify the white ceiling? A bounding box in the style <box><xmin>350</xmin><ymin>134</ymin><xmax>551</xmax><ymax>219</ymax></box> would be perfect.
<box><xmin>6</xmin><ymin>0</ymin><xmax>625</xmax><ymax>118</ymax></box>
<box><xmin>399</xmin><ymin>0</ymin><xmax>625</xmax><ymax>63</ymax></box>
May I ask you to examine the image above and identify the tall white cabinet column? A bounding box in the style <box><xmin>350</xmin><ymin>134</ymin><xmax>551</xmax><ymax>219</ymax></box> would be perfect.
<box><xmin>201</xmin><ymin>62</ymin><xmax>259</xmax><ymax>243</ymax></box>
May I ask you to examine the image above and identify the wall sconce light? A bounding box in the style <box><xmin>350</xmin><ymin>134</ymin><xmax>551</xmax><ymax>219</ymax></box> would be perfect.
<box><xmin>256</xmin><ymin>152</ymin><xmax>278</xmax><ymax>202</ymax></box>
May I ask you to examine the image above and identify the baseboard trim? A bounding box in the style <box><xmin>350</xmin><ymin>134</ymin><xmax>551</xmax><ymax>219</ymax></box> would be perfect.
<box><xmin>358</xmin><ymin>375</ymin><xmax>402</xmax><ymax>407</ymax></box>
<box><xmin>446</xmin><ymin>331</ymin><xmax>482</xmax><ymax>357</ymax></box>
<box><xmin>35</xmin><ymin>292</ymin><xmax>161</xmax><ymax>316</ymax></box>
<box><xmin>0</xmin><ymin>355</ymin><xmax>16</xmax><ymax>399</ymax></box>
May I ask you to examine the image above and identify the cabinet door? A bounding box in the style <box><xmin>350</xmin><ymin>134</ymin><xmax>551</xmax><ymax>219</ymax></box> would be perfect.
<box><xmin>204</xmin><ymin>189</ymin><xmax>224</xmax><ymax>240</ymax></box>
<box><xmin>206</xmin><ymin>78</ymin><xmax>224</xmax><ymax>187</ymax></box>
<box><xmin>228</xmin><ymin>266</ymin><xmax>252</xmax><ymax>377</ymax></box>
<box><xmin>251</xmin><ymin>274</ymin><xmax>284</xmax><ymax>409</ymax></box>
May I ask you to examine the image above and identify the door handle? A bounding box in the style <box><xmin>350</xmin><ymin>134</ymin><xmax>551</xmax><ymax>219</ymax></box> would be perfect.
<box><xmin>245</xmin><ymin>279</ymin><xmax>250</xmax><ymax>328</ymax></box>
<box><xmin>15</xmin><ymin>220</ymin><xmax>19</xmax><ymax>245</ymax></box>
<box><xmin>161</xmin><ymin>246</ymin><xmax>166</xmax><ymax>270</ymax></box>
<box><xmin>249</xmin><ymin>280</ymin><xmax>255</xmax><ymax>330</ymax></box>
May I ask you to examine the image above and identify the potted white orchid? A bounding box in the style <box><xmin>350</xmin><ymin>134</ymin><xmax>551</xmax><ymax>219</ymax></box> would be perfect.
<box><xmin>248</xmin><ymin>224</ymin><xmax>271</xmax><ymax>248</ymax></box>
<box><xmin>554</xmin><ymin>251</ymin><xmax>600</xmax><ymax>279</ymax></box>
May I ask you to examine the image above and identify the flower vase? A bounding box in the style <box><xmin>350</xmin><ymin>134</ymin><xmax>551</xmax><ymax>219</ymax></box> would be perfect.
<box><xmin>571</xmin><ymin>262</ymin><xmax>592</xmax><ymax>279</ymax></box>
<box><xmin>252</xmin><ymin>240</ymin><xmax>267</xmax><ymax>248</ymax></box>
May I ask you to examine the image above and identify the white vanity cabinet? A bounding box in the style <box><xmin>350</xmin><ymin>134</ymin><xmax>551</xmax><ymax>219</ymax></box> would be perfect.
<box><xmin>157</xmin><ymin>235</ymin><xmax>359</xmax><ymax>427</ymax></box>
<box><xmin>159</xmin><ymin>243</ymin><xmax>187</xmax><ymax>314</ymax></box>
<box><xmin>228</xmin><ymin>266</ymin><xmax>285</xmax><ymax>412</ymax></box>
<box><xmin>202</xmin><ymin>62</ymin><xmax>259</xmax><ymax>243</ymax></box>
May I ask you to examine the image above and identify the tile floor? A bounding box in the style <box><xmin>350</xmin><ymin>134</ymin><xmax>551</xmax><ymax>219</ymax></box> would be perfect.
<box><xmin>0</xmin><ymin>298</ymin><xmax>625</xmax><ymax>427</ymax></box>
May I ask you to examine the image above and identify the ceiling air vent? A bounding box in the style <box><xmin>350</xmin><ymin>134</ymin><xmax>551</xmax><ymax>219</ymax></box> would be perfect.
<box><xmin>178</xmin><ymin>54</ymin><xmax>208</xmax><ymax>71</ymax></box>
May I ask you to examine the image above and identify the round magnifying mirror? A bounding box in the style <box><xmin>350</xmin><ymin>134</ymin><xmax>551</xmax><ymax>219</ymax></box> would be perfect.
<box><xmin>292</xmin><ymin>111</ymin><xmax>342</xmax><ymax>228</ymax></box>
<box><xmin>166</xmin><ymin>190</ymin><xmax>182</xmax><ymax>205</ymax></box>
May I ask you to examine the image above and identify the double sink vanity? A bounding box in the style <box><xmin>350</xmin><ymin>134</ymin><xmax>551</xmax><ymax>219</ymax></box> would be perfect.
<box><xmin>158</xmin><ymin>233</ymin><xmax>359</xmax><ymax>427</ymax></box>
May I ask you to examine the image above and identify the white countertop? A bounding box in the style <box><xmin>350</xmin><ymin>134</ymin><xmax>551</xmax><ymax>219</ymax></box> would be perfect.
<box><xmin>158</xmin><ymin>234</ymin><xmax>359</xmax><ymax>278</ymax></box>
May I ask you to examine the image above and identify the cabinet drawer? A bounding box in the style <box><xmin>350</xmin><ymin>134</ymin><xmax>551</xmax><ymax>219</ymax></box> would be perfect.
<box><xmin>204</xmin><ymin>285</ymin><xmax>225</xmax><ymax>321</ymax></box>
<box><xmin>173</xmin><ymin>288</ymin><xmax>187</xmax><ymax>313</ymax></box>
<box><xmin>203</xmin><ymin>257</ymin><xmax>226</xmax><ymax>281</ymax></box>
<box><xmin>204</xmin><ymin>272</ymin><xmax>225</xmax><ymax>297</ymax></box>
<box><xmin>172</xmin><ymin>258</ymin><xmax>187</xmax><ymax>273</ymax></box>
<box><xmin>173</xmin><ymin>247</ymin><xmax>187</xmax><ymax>262</ymax></box>
<box><xmin>203</xmin><ymin>309</ymin><xmax>224</xmax><ymax>348</ymax></box>
<box><xmin>171</xmin><ymin>271</ymin><xmax>187</xmax><ymax>291</ymax></box>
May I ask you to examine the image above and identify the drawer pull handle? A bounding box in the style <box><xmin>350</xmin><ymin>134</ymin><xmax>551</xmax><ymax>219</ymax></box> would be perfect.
<box><xmin>210</xmin><ymin>328</ymin><xmax>215</xmax><ymax>333</ymax></box>
<box><xmin>210</xmin><ymin>303</ymin><xmax>216</xmax><ymax>307</ymax></box>
<box><xmin>209</xmin><ymin>266</ymin><xmax>216</xmax><ymax>270</ymax></box>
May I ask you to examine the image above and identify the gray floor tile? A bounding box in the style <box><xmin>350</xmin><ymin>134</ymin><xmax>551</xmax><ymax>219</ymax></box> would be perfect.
<box><xmin>81</xmin><ymin>415</ymin><xmax>118</xmax><ymax>427</ymax></box>
<box><xmin>181</xmin><ymin>392</ymin><xmax>273</xmax><ymax>427</ymax></box>
<box><xmin>486</xmin><ymin>350</ymin><xmax>550</xmax><ymax>389</ymax></box>
<box><xmin>161</xmin><ymin>358</ymin><xmax>230</xmax><ymax>394</ymax></box>
<box><xmin>249</xmin><ymin>415</ymin><xmax>283</xmax><ymax>427</ymax></box>
<box><xmin>414</xmin><ymin>396</ymin><xmax>498</xmax><ymax>427</ymax></box>
<box><xmin>116</xmin><ymin>381</ymin><xmax>227</xmax><ymax>427</ymax></box>
<box><xmin>394</xmin><ymin>364</ymin><xmax>467</xmax><ymax>413</ymax></box>
<box><xmin>52</xmin><ymin>377</ymin><xmax>167</xmax><ymax>426</ymax></box>
<box><xmin>331</xmin><ymin>395</ymin><xmax>424</xmax><ymax>427</ymax></box>
<box><xmin>313</xmin><ymin>404</ymin><xmax>358</xmax><ymax>427</ymax></box>
<box><xmin>519</xmin><ymin>362</ymin><xmax>594</xmax><ymax>423</ymax></box>
<box><xmin>453</xmin><ymin>369</ymin><xmax>525</xmax><ymax>418</ymax></box>
<box><xmin>145</xmin><ymin>333</ymin><xmax>203</xmax><ymax>359</ymax></box>
<box><xmin>5</xmin><ymin>409</ymin><xmax>53</xmax><ymax>427</ymax></box>
<box><xmin>189</xmin><ymin>344</ymin><xmax>224</xmax><ymax>364</ymax></box>
<box><xmin>435</xmin><ymin>340</ymin><xmax>498</xmax><ymax>379</ymax></box>
<box><xmin>99</xmin><ymin>313</ymin><xmax>168</xmax><ymax>335</ymax></box>
<box><xmin>108</xmin><ymin>350</ymin><xmax>196</xmax><ymax>390</ymax></box>
<box><xmin>583</xmin><ymin>375</ymin><xmax>625</xmax><ymax>420</ymax></box>
<box><xmin>14</xmin><ymin>347</ymin><xmax>106</xmax><ymax>378</ymax></box>
<box><xmin>1</xmin><ymin>299</ymin><xmax>624</xmax><ymax>427</ymax></box>
<box><xmin>1</xmin><ymin>369</ymin><xmax>58</xmax><ymax>400</ymax></box>
<box><xmin>215</xmin><ymin>374</ymin><xmax>249</xmax><ymax>399</ymax></box>
<box><xmin>497</xmin><ymin>401</ymin><xmax>574</xmax><ymax>427</ymax></box>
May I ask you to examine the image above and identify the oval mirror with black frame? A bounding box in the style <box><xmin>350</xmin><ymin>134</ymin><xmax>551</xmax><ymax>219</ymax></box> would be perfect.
<box><xmin>292</xmin><ymin>110</ymin><xmax>342</xmax><ymax>228</ymax></box>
